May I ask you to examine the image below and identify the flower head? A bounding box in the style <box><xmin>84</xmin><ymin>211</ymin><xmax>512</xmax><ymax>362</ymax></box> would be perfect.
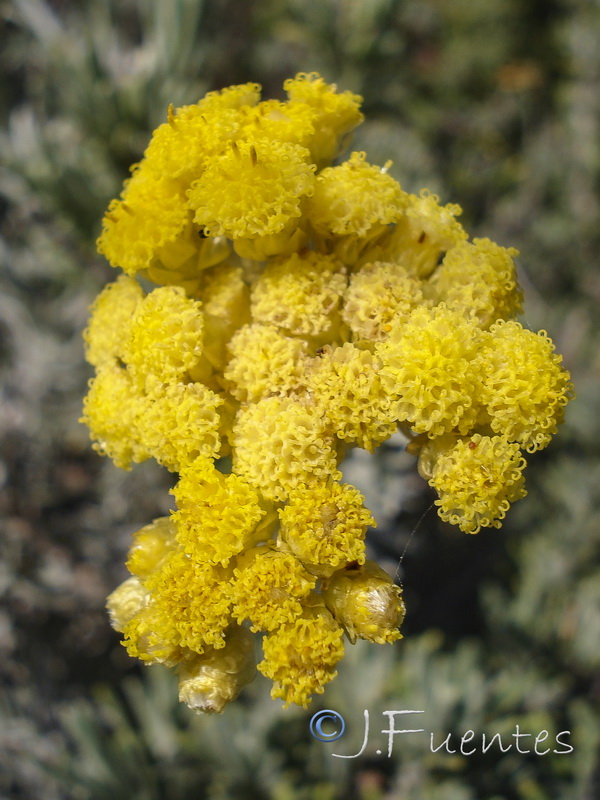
<box><xmin>134</xmin><ymin>550</ymin><xmax>233</xmax><ymax>654</ymax></box>
<box><xmin>230</xmin><ymin>546</ymin><xmax>316</xmax><ymax>631</ymax></box>
<box><xmin>377</xmin><ymin>305</ymin><xmax>483</xmax><ymax>437</ymax></box>
<box><xmin>419</xmin><ymin>433</ymin><xmax>528</xmax><ymax>533</ymax></box>
<box><xmin>307</xmin><ymin>151</ymin><xmax>407</xmax><ymax>239</ymax></box>
<box><xmin>172</xmin><ymin>458</ymin><xmax>267</xmax><ymax>567</ymax></box>
<box><xmin>427</xmin><ymin>238</ymin><xmax>523</xmax><ymax>327</ymax></box>
<box><xmin>306</xmin><ymin>343</ymin><xmax>398</xmax><ymax>451</ymax></box>
<box><xmin>278</xmin><ymin>481</ymin><xmax>373</xmax><ymax>576</ymax></box>
<box><xmin>83</xmin><ymin>275</ymin><xmax>143</xmax><ymax>368</ymax></box>
<box><xmin>232</xmin><ymin>396</ymin><xmax>341</xmax><ymax>501</ymax></box>
<box><xmin>97</xmin><ymin>166</ymin><xmax>192</xmax><ymax>276</ymax></box>
<box><xmin>476</xmin><ymin>320</ymin><xmax>574</xmax><ymax>452</ymax></box>
<box><xmin>364</xmin><ymin>190</ymin><xmax>466</xmax><ymax>277</ymax></box>
<box><xmin>258</xmin><ymin>603</ymin><xmax>345</xmax><ymax>708</ymax></box>
<box><xmin>224</xmin><ymin>323</ymin><xmax>308</xmax><ymax>402</ymax></box>
<box><xmin>122</xmin><ymin>286</ymin><xmax>205</xmax><ymax>388</ymax></box>
<box><xmin>136</xmin><ymin>379</ymin><xmax>223</xmax><ymax>472</ymax></box>
<box><xmin>342</xmin><ymin>261</ymin><xmax>425</xmax><ymax>342</ymax></box>
<box><xmin>188</xmin><ymin>139</ymin><xmax>315</xmax><ymax>240</ymax></box>
<box><xmin>250</xmin><ymin>251</ymin><xmax>347</xmax><ymax>339</ymax></box>
<box><xmin>284</xmin><ymin>72</ymin><xmax>363</xmax><ymax>167</ymax></box>
<box><xmin>81</xmin><ymin>364</ymin><xmax>149</xmax><ymax>469</ymax></box>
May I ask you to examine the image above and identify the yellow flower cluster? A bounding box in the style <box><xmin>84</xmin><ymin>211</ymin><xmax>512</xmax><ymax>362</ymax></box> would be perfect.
<box><xmin>85</xmin><ymin>73</ymin><xmax>573</xmax><ymax>711</ymax></box>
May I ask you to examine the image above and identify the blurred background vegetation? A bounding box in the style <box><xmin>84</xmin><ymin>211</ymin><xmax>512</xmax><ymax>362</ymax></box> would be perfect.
<box><xmin>1</xmin><ymin>0</ymin><xmax>599</xmax><ymax>798</ymax></box>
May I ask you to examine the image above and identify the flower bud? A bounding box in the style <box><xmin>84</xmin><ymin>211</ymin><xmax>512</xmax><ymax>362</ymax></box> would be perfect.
<box><xmin>126</xmin><ymin>516</ymin><xmax>177</xmax><ymax>579</ymax></box>
<box><xmin>178</xmin><ymin>626</ymin><xmax>256</xmax><ymax>714</ymax></box>
<box><xmin>106</xmin><ymin>576</ymin><xmax>149</xmax><ymax>633</ymax></box>
<box><xmin>323</xmin><ymin>561</ymin><xmax>405</xmax><ymax>644</ymax></box>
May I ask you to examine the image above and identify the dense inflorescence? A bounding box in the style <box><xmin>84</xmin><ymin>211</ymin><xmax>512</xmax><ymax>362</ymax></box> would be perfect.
<box><xmin>84</xmin><ymin>73</ymin><xmax>573</xmax><ymax>711</ymax></box>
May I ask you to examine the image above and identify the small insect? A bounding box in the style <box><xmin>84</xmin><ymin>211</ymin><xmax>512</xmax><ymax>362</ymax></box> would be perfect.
<box><xmin>468</xmin><ymin>440</ymin><xmax>478</xmax><ymax>450</ymax></box>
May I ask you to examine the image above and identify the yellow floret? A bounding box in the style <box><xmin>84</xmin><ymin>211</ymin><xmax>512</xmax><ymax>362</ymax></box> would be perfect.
<box><xmin>224</xmin><ymin>323</ymin><xmax>308</xmax><ymax>402</ymax></box>
<box><xmin>188</xmin><ymin>139</ymin><xmax>315</xmax><ymax>240</ymax></box>
<box><xmin>419</xmin><ymin>433</ymin><xmax>528</xmax><ymax>533</ymax></box>
<box><xmin>342</xmin><ymin>261</ymin><xmax>425</xmax><ymax>342</ymax></box>
<box><xmin>278</xmin><ymin>481</ymin><xmax>373</xmax><ymax>576</ymax></box>
<box><xmin>171</xmin><ymin>458</ymin><xmax>267</xmax><ymax>567</ymax></box>
<box><xmin>428</xmin><ymin>238</ymin><xmax>523</xmax><ymax>327</ymax></box>
<box><xmin>376</xmin><ymin>305</ymin><xmax>482</xmax><ymax>437</ymax></box>
<box><xmin>122</xmin><ymin>286</ymin><xmax>204</xmax><ymax>388</ymax></box>
<box><xmin>141</xmin><ymin>550</ymin><xmax>233</xmax><ymax>653</ymax></box>
<box><xmin>81</xmin><ymin>364</ymin><xmax>149</xmax><ymax>470</ymax></box>
<box><xmin>136</xmin><ymin>379</ymin><xmax>223</xmax><ymax>472</ymax></box>
<box><xmin>232</xmin><ymin>396</ymin><xmax>341</xmax><ymax>502</ymax></box>
<box><xmin>96</xmin><ymin>164</ymin><xmax>192</xmax><ymax>276</ymax></box>
<box><xmin>323</xmin><ymin>562</ymin><xmax>405</xmax><ymax>644</ymax></box>
<box><xmin>307</xmin><ymin>152</ymin><xmax>407</xmax><ymax>239</ymax></box>
<box><xmin>250</xmin><ymin>251</ymin><xmax>347</xmax><ymax>339</ymax></box>
<box><xmin>476</xmin><ymin>320</ymin><xmax>574</xmax><ymax>452</ymax></box>
<box><xmin>83</xmin><ymin>275</ymin><xmax>143</xmax><ymax>368</ymax></box>
<box><xmin>230</xmin><ymin>546</ymin><xmax>316</xmax><ymax>631</ymax></box>
<box><xmin>178</xmin><ymin>626</ymin><xmax>257</xmax><ymax>714</ymax></box>
<box><xmin>126</xmin><ymin>516</ymin><xmax>177</xmax><ymax>579</ymax></box>
<box><xmin>306</xmin><ymin>343</ymin><xmax>398</xmax><ymax>451</ymax></box>
<box><xmin>363</xmin><ymin>190</ymin><xmax>467</xmax><ymax>278</ymax></box>
<box><xmin>258</xmin><ymin>602</ymin><xmax>345</xmax><ymax>708</ymax></box>
<box><xmin>284</xmin><ymin>72</ymin><xmax>364</xmax><ymax>167</ymax></box>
